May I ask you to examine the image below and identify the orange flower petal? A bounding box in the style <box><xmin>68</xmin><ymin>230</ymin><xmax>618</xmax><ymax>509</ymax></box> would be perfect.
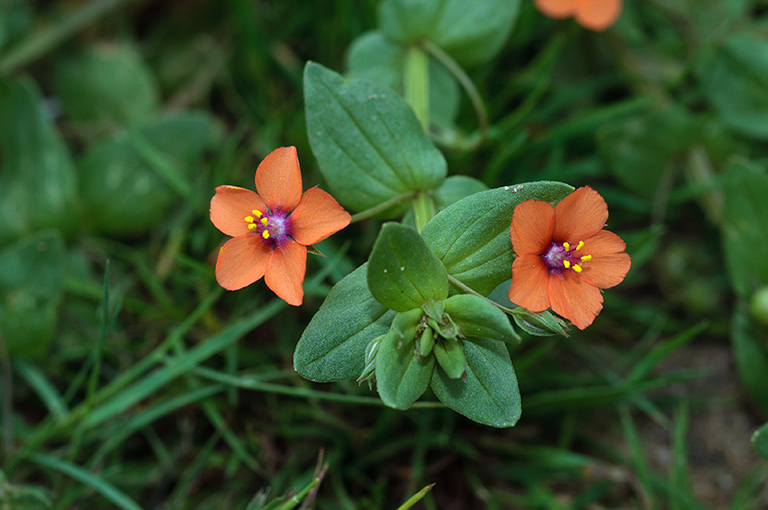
<box><xmin>290</xmin><ymin>188</ymin><xmax>351</xmax><ymax>246</ymax></box>
<box><xmin>215</xmin><ymin>235</ymin><xmax>272</xmax><ymax>290</ymax></box>
<box><xmin>553</xmin><ymin>186</ymin><xmax>608</xmax><ymax>243</ymax></box>
<box><xmin>510</xmin><ymin>199</ymin><xmax>556</xmax><ymax>256</ymax></box>
<box><xmin>265</xmin><ymin>240</ymin><xmax>307</xmax><ymax>306</ymax></box>
<box><xmin>255</xmin><ymin>146</ymin><xmax>303</xmax><ymax>213</ymax></box>
<box><xmin>509</xmin><ymin>254</ymin><xmax>551</xmax><ymax>312</ymax></box>
<box><xmin>535</xmin><ymin>0</ymin><xmax>576</xmax><ymax>19</ymax></box>
<box><xmin>548</xmin><ymin>270</ymin><xmax>603</xmax><ymax>330</ymax></box>
<box><xmin>575</xmin><ymin>0</ymin><xmax>622</xmax><ymax>31</ymax></box>
<box><xmin>578</xmin><ymin>230</ymin><xmax>631</xmax><ymax>288</ymax></box>
<box><xmin>210</xmin><ymin>186</ymin><xmax>268</xmax><ymax>237</ymax></box>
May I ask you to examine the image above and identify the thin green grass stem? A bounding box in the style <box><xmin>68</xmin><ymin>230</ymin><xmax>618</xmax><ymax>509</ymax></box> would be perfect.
<box><xmin>423</xmin><ymin>41</ymin><xmax>488</xmax><ymax>140</ymax></box>
<box><xmin>191</xmin><ymin>366</ymin><xmax>443</xmax><ymax>408</ymax></box>
<box><xmin>395</xmin><ymin>484</ymin><xmax>436</xmax><ymax>510</ymax></box>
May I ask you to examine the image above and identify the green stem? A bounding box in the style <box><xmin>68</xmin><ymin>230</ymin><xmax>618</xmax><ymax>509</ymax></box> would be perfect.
<box><xmin>0</xmin><ymin>0</ymin><xmax>136</xmax><ymax>74</ymax></box>
<box><xmin>404</xmin><ymin>45</ymin><xmax>430</xmax><ymax>131</ymax></box>
<box><xmin>349</xmin><ymin>191</ymin><xmax>415</xmax><ymax>224</ymax></box>
<box><xmin>423</xmin><ymin>40</ymin><xmax>488</xmax><ymax>140</ymax></box>
<box><xmin>412</xmin><ymin>191</ymin><xmax>435</xmax><ymax>233</ymax></box>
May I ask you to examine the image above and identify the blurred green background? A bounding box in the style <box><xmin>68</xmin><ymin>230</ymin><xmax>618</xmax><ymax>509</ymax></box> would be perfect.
<box><xmin>1</xmin><ymin>0</ymin><xmax>768</xmax><ymax>508</ymax></box>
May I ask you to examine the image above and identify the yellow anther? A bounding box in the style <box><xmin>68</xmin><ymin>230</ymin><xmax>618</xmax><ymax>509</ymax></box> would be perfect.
<box><xmin>253</xmin><ymin>210</ymin><xmax>263</xmax><ymax>217</ymax></box>
<box><xmin>580</xmin><ymin>255</ymin><xmax>592</xmax><ymax>262</ymax></box>
<box><xmin>248</xmin><ymin>223</ymin><xmax>257</xmax><ymax>230</ymax></box>
<box><xmin>245</xmin><ymin>216</ymin><xmax>254</xmax><ymax>223</ymax></box>
<box><xmin>576</xmin><ymin>241</ymin><xmax>584</xmax><ymax>251</ymax></box>
<box><xmin>260</xmin><ymin>217</ymin><xmax>269</xmax><ymax>226</ymax></box>
<box><xmin>573</xmin><ymin>264</ymin><xmax>583</xmax><ymax>273</ymax></box>
<box><xmin>262</xmin><ymin>230</ymin><xmax>270</xmax><ymax>239</ymax></box>
<box><xmin>563</xmin><ymin>260</ymin><xmax>571</xmax><ymax>269</ymax></box>
<box><xmin>563</xmin><ymin>242</ymin><xmax>570</xmax><ymax>251</ymax></box>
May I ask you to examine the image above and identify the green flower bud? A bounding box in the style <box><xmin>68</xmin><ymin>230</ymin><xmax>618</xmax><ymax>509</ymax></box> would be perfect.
<box><xmin>391</xmin><ymin>308</ymin><xmax>424</xmax><ymax>346</ymax></box>
<box><xmin>511</xmin><ymin>307</ymin><xmax>569</xmax><ymax>337</ymax></box>
<box><xmin>434</xmin><ymin>336</ymin><xmax>466</xmax><ymax>379</ymax></box>
<box><xmin>417</xmin><ymin>327</ymin><xmax>435</xmax><ymax>358</ymax></box>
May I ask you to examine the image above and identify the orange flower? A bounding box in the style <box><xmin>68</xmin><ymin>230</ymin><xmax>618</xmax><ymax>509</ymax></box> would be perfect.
<box><xmin>534</xmin><ymin>0</ymin><xmax>622</xmax><ymax>31</ymax></box>
<box><xmin>508</xmin><ymin>186</ymin><xmax>631</xmax><ymax>330</ymax></box>
<box><xmin>210</xmin><ymin>146</ymin><xmax>351</xmax><ymax>306</ymax></box>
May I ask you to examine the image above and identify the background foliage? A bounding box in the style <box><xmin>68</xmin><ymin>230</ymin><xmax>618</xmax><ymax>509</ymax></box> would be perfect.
<box><xmin>1</xmin><ymin>0</ymin><xmax>768</xmax><ymax>508</ymax></box>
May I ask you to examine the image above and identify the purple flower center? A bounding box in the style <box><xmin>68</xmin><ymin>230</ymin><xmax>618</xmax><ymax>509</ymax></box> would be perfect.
<box><xmin>244</xmin><ymin>208</ymin><xmax>293</xmax><ymax>247</ymax></box>
<box><xmin>541</xmin><ymin>240</ymin><xmax>592</xmax><ymax>274</ymax></box>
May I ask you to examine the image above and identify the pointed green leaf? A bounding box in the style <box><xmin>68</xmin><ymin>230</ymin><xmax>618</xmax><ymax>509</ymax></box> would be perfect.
<box><xmin>444</xmin><ymin>294</ymin><xmax>515</xmax><ymax>343</ymax></box>
<box><xmin>0</xmin><ymin>77</ymin><xmax>79</xmax><ymax>244</ymax></box>
<box><xmin>422</xmin><ymin>182</ymin><xmax>573</xmax><ymax>296</ymax></box>
<box><xmin>430</xmin><ymin>336</ymin><xmax>521</xmax><ymax>427</ymax></box>
<box><xmin>304</xmin><ymin>61</ymin><xmax>446</xmax><ymax>214</ymax></box>
<box><xmin>376</xmin><ymin>329</ymin><xmax>435</xmax><ymax>409</ymax></box>
<box><xmin>294</xmin><ymin>264</ymin><xmax>396</xmax><ymax>382</ymax></box>
<box><xmin>378</xmin><ymin>0</ymin><xmax>520</xmax><ymax>66</ymax></box>
<box><xmin>368</xmin><ymin>223</ymin><xmax>449</xmax><ymax>311</ymax></box>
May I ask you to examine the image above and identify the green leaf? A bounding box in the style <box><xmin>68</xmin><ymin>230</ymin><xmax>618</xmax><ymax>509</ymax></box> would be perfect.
<box><xmin>0</xmin><ymin>77</ymin><xmax>79</xmax><ymax>244</ymax></box>
<box><xmin>368</xmin><ymin>223</ymin><xmax>449</xmax><ymax>311</ymax></box>
<box><xmin>731</xmin><ymin>308</ymin><xmax>768</xmax><ymax>414</ymax></box>
<box><xmin>598</xmin><ymin>106</ymin><xmax>694</xmax><ymax>200</ymax></box>
<box><xmin>78</xmin><ymin>112</ymin><xmax>213</xmax><ymax>236</ymax></box>
<box><xmin>753</xmin><ymin>422</ymin><xmax>768</xmax><ymax>461</ymax></box>
<box><xmin>422</xmin><ymin>182</ymin><xmax>573</xmax><ymax>296</ymax></box>
<box><xmin>304</xmin><ymin>61</ymin><xmax>446</xmax><ymax>214</ymax></box>
<box><xmin>378</xmin><ymin>0</ymin><xmax>520</xmax><ymax>66</ymax></box>
<box><xmin>52</xmin><ymin>43</ymin><xmax>159</xmax><ymax>126</ymax></box>
<box><xmin>699</xmin><ymin>32</ymin><xmax>768</xmax><ymax>139</ymax></box>
<box><xmin>430</xmin><ymin>336</ymin><xmax>521</xmax><ymax>427</ymax></box>
<box><xmin>376</xmin><ymin>330</ymin><xmax>435</xmax><ymax>409</ymax></box>
<box><xmin>294</xmin><ymin>264</ymin><xmax>396</xmax><ymax>382</ymax></box>
<box><xmin>721</xmin><ymin>159</ymin><xmax>768</xmax><ymax>298</ymax></box>
<box><xmin>444</xmin><ymin>294</ymin><xmax>515</xmax><ymax>342</ymax></box>
<box><xmin>433</xmin><ymin>175</ymin><xmax>488</xmax><ymax>210</ymax></box>
<box><xmin>346</xmin><ymin>30</ymin><xmax>460</xmax><ymax>129</ymax></box>
<box><xmin>0</xmin><ymin>230</ymin><xmax>64</xmax><ymax>357</ymax></box>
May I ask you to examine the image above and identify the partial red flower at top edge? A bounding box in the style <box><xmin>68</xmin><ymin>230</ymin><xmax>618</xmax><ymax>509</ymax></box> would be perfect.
<box><xmin>209</xmin><ymin>146</ymin><xmax>351</xmax><ymax>306</ymax></box>
<box><xmin>508</xmin><ymin>186</ymin><xmax>631</xmax><ymax>330</ymax></box>
<box><xmin>534</xmin><ymin>0</ymin><xmax>622</xmax><ymax>31</ymax></box>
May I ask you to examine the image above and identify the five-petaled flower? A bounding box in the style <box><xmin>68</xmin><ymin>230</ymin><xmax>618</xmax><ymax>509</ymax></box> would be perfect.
<box><xmin>534</xmin><ymin>0</ymin><xmax>622</xmax><ymax>31</ymax></box>
<box><xmin>508</xmin><ymin>186</ymin><xmax>631</xmax><ymax>330</ymax></box>
<box><xmin>210</xmin><ymin>146</ymin><xmax>351</xmax><ymax>306</ymax></box>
